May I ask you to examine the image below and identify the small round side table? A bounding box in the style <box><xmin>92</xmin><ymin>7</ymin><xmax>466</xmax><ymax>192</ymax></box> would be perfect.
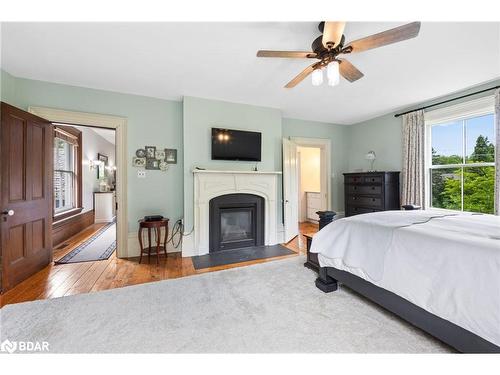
<box><xmin>138</xmin><ymin>218</ymin><xmax>169</xmax><ymax>264</ymax></box>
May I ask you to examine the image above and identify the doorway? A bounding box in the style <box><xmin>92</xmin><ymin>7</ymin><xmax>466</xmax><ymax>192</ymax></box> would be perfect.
<box><xmin>297</xmin><ymin>146</ymin><xmax>323</xmax><ymax>223</ymax></box>
<box><xmin>27</xmin><ymin>106</ymin><xmax>128</xmax><ymax>259</ymax></box>
<box><xmin>282</xmin><ymin>137</ymin><xmax>331</xmax><ymax>251</ymax></box>
<box><xmin>52</xmin><ymin>123</ymin><xmax>117</xmax><ymax>264</ymax></box>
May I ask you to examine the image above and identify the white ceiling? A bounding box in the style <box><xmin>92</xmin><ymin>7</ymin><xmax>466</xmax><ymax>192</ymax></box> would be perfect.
<box><xmin>2</xmin><ymin>22</ymin><xmax>499</xmax><ymax>124</ymax></box>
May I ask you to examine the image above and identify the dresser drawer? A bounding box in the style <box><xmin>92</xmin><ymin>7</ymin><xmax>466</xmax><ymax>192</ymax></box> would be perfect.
<box><xmin>364</xmin><ymin>176</ymin><xmax>383</xmax><ymax>184</ymax></box>
<box><xmin>348</xmin><ymin>195</ymin><xmax>382</xmax><ymax>208</ymax></box>
<box><xmin>346</xmin><ymin>206</ymin><xmax>382</xmax><ymax>216</ymax></box>
<box><xmin>348</xmin><ymin>185</ymin><xmax>382</xmax><ymax>195</ymax></box>
<box><xmin>345</xmin><ymin>175</ymin><xmax>363</xmax><ymax>184</ymax></box>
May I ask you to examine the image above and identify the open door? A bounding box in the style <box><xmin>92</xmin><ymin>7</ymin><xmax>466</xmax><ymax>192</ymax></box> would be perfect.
<box><xmin>1</xmin><ymin>102</ymin><xmax>53</xmax><ymax>292</ymax></box>
<box><xmin>282</xmin><ymin>138</ymin><xmax>299</xmax><ymax>242</ymax></box>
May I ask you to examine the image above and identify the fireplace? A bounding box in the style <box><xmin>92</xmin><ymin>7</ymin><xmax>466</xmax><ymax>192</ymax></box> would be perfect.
<box><xmin>209</xmin><ymin>194</ymin><xmax>265</xmax><ymax>252</ymax></box>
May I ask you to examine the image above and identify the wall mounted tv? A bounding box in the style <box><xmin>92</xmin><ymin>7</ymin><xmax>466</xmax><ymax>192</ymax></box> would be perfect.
<box><xmin>211</xmin><ymin>128</ymin><xmax>262</xmax><ymax>162</ymax></box>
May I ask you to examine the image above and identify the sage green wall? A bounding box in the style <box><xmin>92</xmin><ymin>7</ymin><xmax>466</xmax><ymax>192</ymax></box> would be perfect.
<box><xmin>182</xmin><ymin>96</ymin><xmax>283</xmax><ymax>231</ymax></box>
<box><xmin>282</xmin><ymin>118</ymin><xmax>348</xmax><ymax>212</ymax></box>
<box><xmin>347</xmin><ymin>113</ymin><xmax>402</xmax><ymax>172</ymax></box>
<box><xmin>347</xmin><ymin>79</ymin><xmax>500</xmax><ymax>172</ymax></box>
<box><xmin>8</xmin><ymin>68</ymin><xmax>493</xmax><ymax>234</ymax></box>
<box><xmin>0</xmin><ymin>69</ymin><xmax>18</xmax><ymax>104</ymax></box>
<box><xmin>1</xmin><ymin>72</ymin><xmax>184</xmax><ymax>232</ymax></box>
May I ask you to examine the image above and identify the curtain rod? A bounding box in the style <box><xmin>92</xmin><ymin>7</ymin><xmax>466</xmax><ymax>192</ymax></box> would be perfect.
<box><xmin>394</xmin><ymin>85</ymin><xmax>499</xmax><ymax>118</ymax></box>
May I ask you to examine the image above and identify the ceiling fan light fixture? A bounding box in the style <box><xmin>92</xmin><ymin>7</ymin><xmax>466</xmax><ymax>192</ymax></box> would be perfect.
<box><xmin>327</xmin><ymin>61</ymin><xmax>340</xmax><ymax>86</ymax></box>
<box><xmin>311</xmin><ymin>68</ymin><xmax>323</xmax><ymax>86</ymax></box>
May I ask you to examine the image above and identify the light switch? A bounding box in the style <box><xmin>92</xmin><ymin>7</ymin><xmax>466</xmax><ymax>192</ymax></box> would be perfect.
<box><xmin>137</xmin><ymin>170</ymin><xmax>146</xmax><ymax>178</ymax></box>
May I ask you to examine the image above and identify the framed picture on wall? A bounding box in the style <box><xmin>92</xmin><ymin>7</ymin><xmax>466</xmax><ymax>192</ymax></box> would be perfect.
<box><xmin>132</xmin><ymin>157</ymin><xmax>146</xmax><ymax>168</ymax></box>
<box><xmin>146</xmin><ymin>158</ymin><xmax>160</xmax><ymax>170</ymax></box>
<box><xmin>155</xmin><ymin>149</ymin><xmax>166</xmax><ymax>160</ymax></box>
<box><xmin>145</xmin><ymin>146</ymin><xmax>156</xmax><ymax>159</ymax></box>
<box><xmin>165</xmin><ymin>148</ymin><xmax>177</xmax><ymax>164</ymax></box>
<box><xmin>97</xmin><ymin>153</ymin><xmax>108</xmax><ymax>179</ymax></box>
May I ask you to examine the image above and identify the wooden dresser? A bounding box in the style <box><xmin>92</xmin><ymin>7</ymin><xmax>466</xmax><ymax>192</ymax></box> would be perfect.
<box><xmin>344</xmin><ymin>172</ymin><xmax>400</xmax><ymax>217</ymax></box>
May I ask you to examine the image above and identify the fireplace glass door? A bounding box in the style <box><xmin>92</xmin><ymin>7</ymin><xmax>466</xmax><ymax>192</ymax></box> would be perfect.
<box><xmin>209</xmin><ymin>194</ymin><xmax>265</xmax><ymax>252</ymax></box>
<box><xmin>220</xmin><ymin>208</ymin><xmax>254</xmax><ymax>248</ymax></box>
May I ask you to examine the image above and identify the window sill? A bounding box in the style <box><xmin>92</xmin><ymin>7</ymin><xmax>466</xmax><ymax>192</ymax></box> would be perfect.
<box><xmin>53</xmin><ymin>207</ymin><xmax>84</xmax><ymax>224</ymax></box>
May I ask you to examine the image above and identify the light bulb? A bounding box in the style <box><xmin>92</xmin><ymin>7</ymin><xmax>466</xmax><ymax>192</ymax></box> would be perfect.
<box><xmin>311</xmin><ymin>68</ymin><xmax>323</xmax><ymax>86</ymax></box>
<box><xmin>327</xmin><ymin>61</ymin><xmax>340</xmax><ymax>86</ymax></box>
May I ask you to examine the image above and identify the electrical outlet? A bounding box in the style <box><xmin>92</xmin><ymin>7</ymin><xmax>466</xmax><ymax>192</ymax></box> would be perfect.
<box><xmin>137</xmin><ymin>170</ymin><xmax>146</xmax><ymax>178</ymax></box>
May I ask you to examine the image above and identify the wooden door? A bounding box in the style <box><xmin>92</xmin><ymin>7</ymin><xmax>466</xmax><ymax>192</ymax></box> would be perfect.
<box><xmin>1</xmin><ymin>102</ymin><xmax>53</xmax><ymax>292</ymax></box>
<box><xmin>282</xmin><ymin>138</ymin><xmax>299</xmax><ymax>242</ymax></box>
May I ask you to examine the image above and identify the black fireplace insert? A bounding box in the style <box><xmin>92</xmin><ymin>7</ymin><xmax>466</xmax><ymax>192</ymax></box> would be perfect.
<box><xmin>209</xmin><ymin>193</ymin><xmax>265</xmax><ymax>252</ymax></box>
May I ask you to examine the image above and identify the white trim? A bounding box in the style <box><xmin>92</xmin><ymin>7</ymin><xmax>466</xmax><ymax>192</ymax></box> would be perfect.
<box><xmin>187</xmin><ymin>171</ymin><xmax>279</xmax><ymax>257</ymax></box>
<box><xmin>425</xmin><ymin>95</ymin><xmax>495</xmax><ymax>125</ymax></box>
<box><xmin>423</xmin><ymin>96</ymin><xmax>496</xmax><ymax>211</ymax></box>
<box><xmin>290</xmin><ymin>137</ymin><xmax>332</xmax><ymax>211</ymax></box>
<box><xmin>28</xmin><ymin>106</ymin><xmax>129</xmax><ymax>258</ymax></box>
<box><xmin>192</xmin><ymin>169</ymin><xmax>282</xmax><ymax>175</ymax></box>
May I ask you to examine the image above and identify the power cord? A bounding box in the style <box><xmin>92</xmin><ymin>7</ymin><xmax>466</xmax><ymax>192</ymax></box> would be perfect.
<box><xmin>166</xmin><ymin>219</ymin><xmax>184</xmax><ymax>249</ymax></box>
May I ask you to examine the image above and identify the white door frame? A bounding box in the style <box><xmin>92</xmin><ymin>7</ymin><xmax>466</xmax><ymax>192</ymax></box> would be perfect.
<box><xmin>282</xmin><ymin>138</ymin><xmax>299</xmax><ymax>242</ymax></box>
<box><xmin>290</xmin><ymin>137</ymin><xmax>332</xmax><ymax>211</ymax></box>
<box><xmin>28</xmin><ymin>106</ymin><xmax>128</xmax><ymax>258</ymax></box>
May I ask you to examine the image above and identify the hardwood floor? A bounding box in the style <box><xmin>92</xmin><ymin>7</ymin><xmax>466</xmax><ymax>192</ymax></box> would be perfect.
<box><xmin>0</xmin><ymin>222</ymin><xmax>318</xmax><ymax>307</ymax></box>
<box><xmin>285</xmin><ymin>221</ymin><xmax>319</xmax><ymax>255</ymax></box>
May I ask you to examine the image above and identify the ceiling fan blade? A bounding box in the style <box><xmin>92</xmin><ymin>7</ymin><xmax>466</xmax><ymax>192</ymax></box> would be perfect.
<box><xmin>322</xmin><ymin>22</ymin><xmax>346</xmax><ymax>49</ymax></box>
<box><xmin>285</xmin><ymin>62</ymin><xmax>321</xmax><ymax>88</ymax></box>
<box><xmin>346</xmin><ymin>22</ymin><xmax>421</xmax><ymax>53</ymax></box>
<box><xmin>338</xmin><ymin>59</ymin><xmax>364</xmax><ymax>82</ymax></box>
<box><xmin>257</xmin><ymin>50</ymin><xmax>317</xmax><ymax>58</ymax></box>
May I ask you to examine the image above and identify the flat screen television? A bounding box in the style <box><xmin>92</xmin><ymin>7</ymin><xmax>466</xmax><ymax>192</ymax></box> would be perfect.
<box><xmin>211</xmin><ymin>128</ymin><xmax>262</xmax><ymax>161</ymax></box>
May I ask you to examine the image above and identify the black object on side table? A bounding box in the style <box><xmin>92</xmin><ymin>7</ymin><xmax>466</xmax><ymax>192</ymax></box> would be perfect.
<box><xmin>303</xmin><ymin>210</ymin><xmax>336</xmax><ymax>272</ymax></box>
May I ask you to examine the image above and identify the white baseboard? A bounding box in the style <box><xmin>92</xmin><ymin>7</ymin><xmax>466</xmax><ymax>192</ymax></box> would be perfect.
<box><xmin>180</xmin><ymin>233</ymin><xmax>195</xmax><ymax>257</ymax></box>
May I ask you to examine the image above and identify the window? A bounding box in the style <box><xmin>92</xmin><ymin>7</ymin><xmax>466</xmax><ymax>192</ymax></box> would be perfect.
<box><xmin>53</xmin><ymin>125</ymin><xmax>82</xmax><ymax>220</ymax></box>
<box><xmin>54</xmin><ymin>138</ymin><xmax>76</xmax><ymax>213</ymax></box>
<box><xmin>426</xmin><ymin>97</ymin><xmax>495</xmax><ymax>214</ymax></box>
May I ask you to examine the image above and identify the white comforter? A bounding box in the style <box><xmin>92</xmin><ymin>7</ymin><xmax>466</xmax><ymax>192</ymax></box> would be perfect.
<box><xmin>310</xmin><ymin>210</ymin><xmax>500</xmax><ymax>346</ymax></box>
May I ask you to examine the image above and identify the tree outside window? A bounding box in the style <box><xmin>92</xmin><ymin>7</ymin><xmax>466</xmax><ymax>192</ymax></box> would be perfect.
<box><xmin>430</xmin><ymin>113</ymin><xmax>495</xmax><ymax>214</ymax></box>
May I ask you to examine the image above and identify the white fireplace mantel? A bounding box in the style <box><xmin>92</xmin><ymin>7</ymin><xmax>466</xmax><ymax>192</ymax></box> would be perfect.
<box><xmin>186</xmin><ymin>170</ymin><xmax>282</xmax><ymax>257</ymax></box>
<box><xmin>192</xmin><ymin>169</ymin><xmax>282</xmax><ymax>175</ymax></box>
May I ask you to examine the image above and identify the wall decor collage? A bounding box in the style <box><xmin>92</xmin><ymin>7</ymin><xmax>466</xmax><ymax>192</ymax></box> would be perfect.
<box><xmin>133</xmin><ymin>146</ymin><xmax>177</xmax><ymax>171</ymax></box>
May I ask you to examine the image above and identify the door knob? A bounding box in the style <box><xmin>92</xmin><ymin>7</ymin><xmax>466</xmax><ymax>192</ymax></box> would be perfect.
<box><xmin>2</xmin><ymin>210</ymin><xmax>14</xmax><ymax>216</ymax></box>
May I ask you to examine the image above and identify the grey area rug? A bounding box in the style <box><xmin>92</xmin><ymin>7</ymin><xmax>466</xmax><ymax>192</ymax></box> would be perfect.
<box><xmin>0</xmin><ymin>257</ymin><xmax>452</xmax><ymax>353</ymax></box>
<box><xmin>191</xmin><ymin>244</ymin><xmax>295</xmax><ymax>269</ymax></box>
<box><xmin>55</xmin><ymin>222</ymin><xmax>116</xmax><ymax>264</ymax></box>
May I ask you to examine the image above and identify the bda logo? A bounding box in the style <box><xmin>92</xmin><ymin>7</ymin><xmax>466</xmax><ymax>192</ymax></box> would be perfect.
<box><xmin>0</xmin><ymin>339</ymin><xmax>17</xmax><ymax>354</ymax></box>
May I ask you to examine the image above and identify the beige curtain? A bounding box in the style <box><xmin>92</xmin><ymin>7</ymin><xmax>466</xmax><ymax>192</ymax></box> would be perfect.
<box><xmin>495</xmin><ymin>89</ymin><xmax>500</xmax><ymax>215</ymax></box>
<box><xmin>402</xmin><ymin>110</ymin><xmax>426</xmax><ymax>207</ymax></box>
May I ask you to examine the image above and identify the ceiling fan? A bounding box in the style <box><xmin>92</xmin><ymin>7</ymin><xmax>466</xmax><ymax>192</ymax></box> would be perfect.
<box><xmin>256</xmin><ymin>22</ymin><xmax>421</xmax><ymax>88</ymax></box>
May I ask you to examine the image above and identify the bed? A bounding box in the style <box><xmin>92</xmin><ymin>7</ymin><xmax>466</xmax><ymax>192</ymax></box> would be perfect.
<box><xmin>309</xmin><ymin>210</ymin><xmax>500</xmax><ymax>353</ymax></box>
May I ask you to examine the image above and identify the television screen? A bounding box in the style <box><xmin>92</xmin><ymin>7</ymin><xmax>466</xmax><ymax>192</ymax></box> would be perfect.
<box><xmin>211</xmin><ymin>128</ymin><xmax>262</xmax><ymax>161</ymax></box>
